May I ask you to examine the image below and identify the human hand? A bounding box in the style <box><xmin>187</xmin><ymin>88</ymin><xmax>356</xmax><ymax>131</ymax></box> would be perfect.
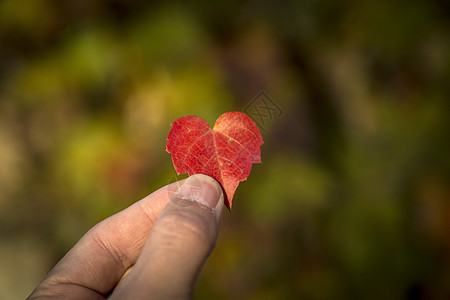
<box><xmin>28</xmin><ymin>174</ymin><xmax>224</xmax><ymax>299</ymax></box>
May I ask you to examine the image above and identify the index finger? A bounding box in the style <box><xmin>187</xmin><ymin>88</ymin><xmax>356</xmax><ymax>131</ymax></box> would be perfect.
<box><xmin>28</xmin><ymin>179</ymin><xmax>186</xmax><ymax>299</ymax></box>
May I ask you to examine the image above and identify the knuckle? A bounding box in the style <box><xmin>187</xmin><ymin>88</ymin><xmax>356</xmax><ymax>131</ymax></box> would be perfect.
<box><xmin>155</xmin><ymin>211</ymin><xmax>212</xmax><ymax>247</ymax></box>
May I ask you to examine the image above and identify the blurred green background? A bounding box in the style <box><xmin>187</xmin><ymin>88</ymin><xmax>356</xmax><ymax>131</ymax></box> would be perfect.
<box><xmin>1</xmin><ymin>0</ymin><xmax>449</xmax><ymax>299</ymax></box>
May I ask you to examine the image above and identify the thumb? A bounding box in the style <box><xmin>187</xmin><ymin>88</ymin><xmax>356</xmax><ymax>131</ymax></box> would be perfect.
<box><xmin>109</xmin><ymin>174</ymin><xmax>224</xmax><ymax>300</ymax></box>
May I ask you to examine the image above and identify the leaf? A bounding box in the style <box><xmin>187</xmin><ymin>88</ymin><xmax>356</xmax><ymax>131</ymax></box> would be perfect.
<box><xmin>166</xmin><ymin>111</ymin><xmax>264</xmax><ymax>209</ymax></box>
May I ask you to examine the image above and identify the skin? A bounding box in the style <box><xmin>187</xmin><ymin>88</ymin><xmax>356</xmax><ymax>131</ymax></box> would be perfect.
<box><xmin>28</xmin><ymin>174</ymin><xmax>224</xmax><ymax>300</ymax></box>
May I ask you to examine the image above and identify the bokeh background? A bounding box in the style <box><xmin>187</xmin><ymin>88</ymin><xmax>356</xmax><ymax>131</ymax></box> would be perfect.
<box><xmin>1</xmin><ymin>0</ymin><xmax>449</xmax><ymax>299</ymax></box>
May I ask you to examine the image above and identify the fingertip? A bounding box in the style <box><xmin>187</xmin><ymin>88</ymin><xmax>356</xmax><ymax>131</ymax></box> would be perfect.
<box><xmin>175</xmin><ymin>174</ymin><xmax>224</xmax><ymax>209</ymax></box>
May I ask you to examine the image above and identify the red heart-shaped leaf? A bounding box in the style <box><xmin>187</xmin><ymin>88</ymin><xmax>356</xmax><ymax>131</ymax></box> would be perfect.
<box><xmin>166</xmin><ymin>112</ymin><xmax>263</xmax><ymax>209</ymax></box>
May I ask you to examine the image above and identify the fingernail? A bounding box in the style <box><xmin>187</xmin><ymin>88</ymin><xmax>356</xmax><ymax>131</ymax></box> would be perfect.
<box><xmin>175</xmin><ymin>174</ymin><xmax>223</xmax><ymax>209</ymax></box>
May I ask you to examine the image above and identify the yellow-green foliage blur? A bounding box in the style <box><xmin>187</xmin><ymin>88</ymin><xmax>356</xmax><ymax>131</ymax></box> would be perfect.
<box><xmin>0</xmin><ymin>0</ymin><xmax>449</xmax><ymax>299</ymax></box>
